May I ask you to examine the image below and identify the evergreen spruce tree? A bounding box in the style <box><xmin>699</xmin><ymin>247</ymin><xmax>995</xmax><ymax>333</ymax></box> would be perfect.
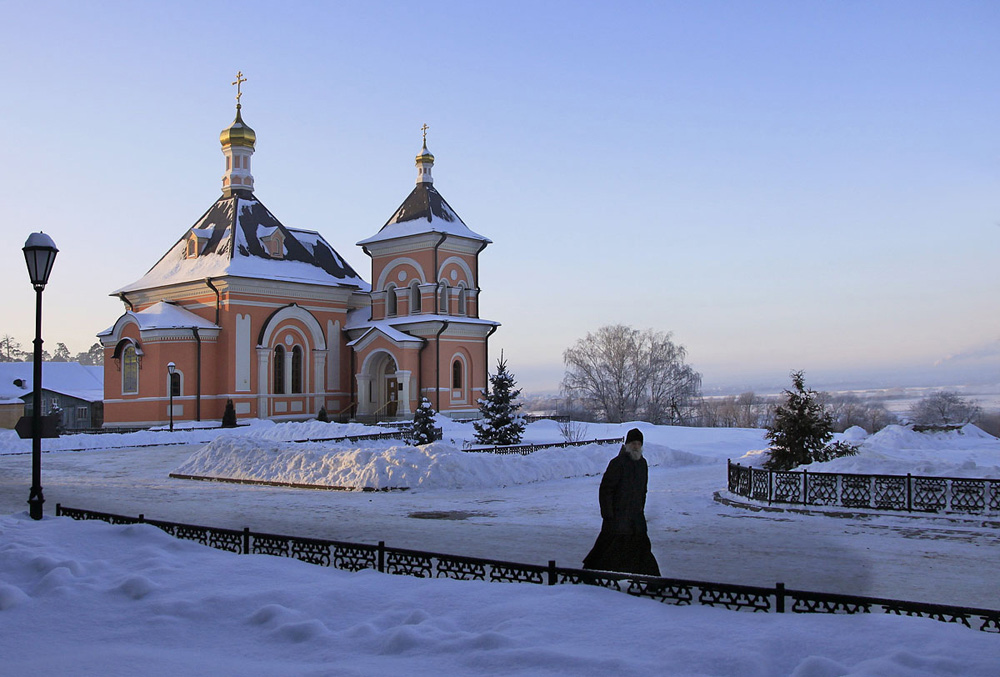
<box><xmin>410</xmin><ymin>397</ymin><xmax>438</xmax><ymax>445</ymax></box>
<box><xmin>317</xmin><ymin>407</ymin><xmax>329</xmax><ymax>422</ymax></box>
<box><xmin>764</xmin><ymin>371</ymin><xmax>833</xmax><ymax>470</ymax></box>
<box><xmin>474</xmin><ymin>354</ymin><xmax>526</xmax><ymax>445</ymax></box>
<box><xmin>221</xmin><ymin>399</ymin><xmax>238</xmax><ymax>428</ymax></box>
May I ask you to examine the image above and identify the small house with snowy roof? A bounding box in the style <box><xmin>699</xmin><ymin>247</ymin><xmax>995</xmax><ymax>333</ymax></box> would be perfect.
<box><xmin>0</xmin><ymin>362</ymin><xmax>104</xmax><ymax>430</ymax></box>
<box><xmin>100</xmin><ymin>87</ymin><xmax>499</xmax><ymax>427</ymax></box>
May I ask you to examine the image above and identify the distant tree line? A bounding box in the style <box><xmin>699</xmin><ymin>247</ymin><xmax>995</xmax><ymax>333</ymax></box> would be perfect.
<box><xmin>0</xmin><ymin>334</ymin><xmax>104</xmax><ymax>365</ymax></box>
<box><xmin>555</xmin><ymin>324</ymin><xmax>994</xmax><ymax>437</ymax></box>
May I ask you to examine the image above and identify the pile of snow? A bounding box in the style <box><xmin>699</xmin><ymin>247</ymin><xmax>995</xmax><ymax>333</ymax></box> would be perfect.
<box><xmin>738</xmin><ymin>424</ymin><xmax>1000</xmax><ymax>479</ymax></box>
<box><xmin>173</xmin><ymin>437</ymin><xmax>712</xmax><ymax>490</ymax></box>
<box><xmin>0</xmin><ymin>418</ymin><xmax>385</xmax><ymax>455</ymax></box>
<box><xmin>1</xmin><ymin>514</ymin><xmax>996</xmax><ymax>676</ymax></box>
<box><xmin>801</xmin><ymin>424</ymin><xmax>1000</xmax><ymax>478</ymax></box>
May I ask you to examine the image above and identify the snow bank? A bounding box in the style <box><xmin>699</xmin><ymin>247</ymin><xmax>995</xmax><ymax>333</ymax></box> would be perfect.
<box><xmin>174</xmin><ymin>437</ymin><xmax>713</xmax><ymax>490</ymax></box>
<box><xmin>1</xmin><ymin>514</ymin><xmax>997</xmax><ymax>676</ymax></box>
<box><xmin>0</xmin><ymin>418</ymin><xmax>385</xmax><ymax>455</ymax></box>
<box><xmin>800</xmin><ymin>425</ymin><xmax>1000</xmax><ymax>478</ymax></box>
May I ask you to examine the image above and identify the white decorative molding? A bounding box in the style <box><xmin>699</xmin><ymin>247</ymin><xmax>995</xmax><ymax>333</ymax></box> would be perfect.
<box><xmin>259</xmin><ymin>304</ymin><xmax>327</xmax><ymax>350</ymax></box>
<box><xmin>327</xmin><ymin>320</ymin><xmax>340</xmax><ymax>389</ymax></box>
<box><xmin>375</xmin><ymin>256</ymin><xmax>427</xmax><ymax>291</ymax></box>
<box><xmin>437</xmin><ymin>255</ymin><xmax>474</xmax><ymax>286</ymax></box>
<box><xmin>235</xmin><ymin>314</ymin><xmax>251</xmax><ymax>392</ymax></box>
<box><xmin>256</xmin><ymin>346</ymin><xmax>270</xmax><ymax>417</ymax></box>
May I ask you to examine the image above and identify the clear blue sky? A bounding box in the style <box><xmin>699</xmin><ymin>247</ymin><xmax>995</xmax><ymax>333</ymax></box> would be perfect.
<box><xmin>1</xmin><ymin>1</ymin><xmax>997</xmax><ymax>393</ymax></box>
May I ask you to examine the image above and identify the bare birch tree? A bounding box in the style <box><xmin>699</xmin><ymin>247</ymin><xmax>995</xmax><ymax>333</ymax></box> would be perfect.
<box><xmin>562</xmin><ymin>325</ymin><xmax>702</xmax><ymax>425</ymax></box>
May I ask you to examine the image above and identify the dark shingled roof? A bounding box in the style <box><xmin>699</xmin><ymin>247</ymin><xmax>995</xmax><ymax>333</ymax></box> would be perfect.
<box><xmin>357</xmin><ymin>182</ymin><xmax>491</xmax><ymax>246</ymax></box>
<box><xmin>116</xmin><ymin>193</ymin><xmax>369</xmax><ymax>293</ymax></box>
<box><xmin>385</xmin><ymin>183</ymin><xmax>460</xmax><ymax>225</ymax></box>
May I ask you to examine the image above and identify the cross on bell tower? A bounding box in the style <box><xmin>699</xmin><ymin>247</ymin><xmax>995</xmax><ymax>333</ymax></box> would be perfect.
<box><xmin>415</xmin><ymin>123</ymin><xmax>435</xmax><ymax>185</ymax></box>
<box><xmin>219</xmin><ymin>71</ymin><xmax>257</xmax><ymax>196</ymax></box>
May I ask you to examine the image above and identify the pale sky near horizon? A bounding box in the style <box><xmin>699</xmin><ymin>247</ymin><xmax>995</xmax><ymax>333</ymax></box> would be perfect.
<box><xmin>1</xmin><ymin>1</ymin><xmax>998</xmax><ymax>393</ymax></box>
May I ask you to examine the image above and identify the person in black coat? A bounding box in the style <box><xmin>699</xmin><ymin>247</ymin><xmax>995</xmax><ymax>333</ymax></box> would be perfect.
<box><xmin>583</xmin><ymin>428</ymin><xmax>660</xmax><ymax>576</ymax></box>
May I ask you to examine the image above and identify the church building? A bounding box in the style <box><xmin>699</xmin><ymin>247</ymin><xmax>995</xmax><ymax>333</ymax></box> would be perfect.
<box><xmin>99</xmin><ymin>80</ymin><xmax>499</xmax><ymax>426</ymax></box>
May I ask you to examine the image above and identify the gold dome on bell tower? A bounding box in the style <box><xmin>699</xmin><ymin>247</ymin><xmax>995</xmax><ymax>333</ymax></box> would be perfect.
<box><xmin>220</xmin><ymin>105</ymin><xmax>256</xmax><ymax>149</ymax></box>
<box><xmin>220</xmin><ymin>71</ymin><xmax>256</xmax><ymax>149</ymax></box>
<box><xmin>220</xmin><ymin>71</ymin><xmax>256</xmax><ymax>196</ymax></box>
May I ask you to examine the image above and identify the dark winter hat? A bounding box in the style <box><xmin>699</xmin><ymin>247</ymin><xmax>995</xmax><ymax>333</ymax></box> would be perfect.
<box><xmin>625</xmin><ymin>428</ymin><xmax>643</xmax><ymax>445</ymax></box>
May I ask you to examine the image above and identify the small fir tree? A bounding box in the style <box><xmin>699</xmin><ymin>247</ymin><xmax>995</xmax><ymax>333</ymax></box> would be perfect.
<box><xmin>764</xmin><ymin>371</ymin><xmax>834</xmax><ymax>470</ymax></box>
<box><xmin>317</xmin><ymin>407</ymin><xmax>329</xmax><ymax>423</ymax></box>
<box><xmin>474</xmin><ymin>354</ymin><xmax>526</xmax><ymax>445</ymax></box>
<box><xmin>221</xmin><ymin>399</ymin><xmax>238</xmax><ymax>428</ymax></box>
<box><xmin>410</xmin><ymin>397</ymin><xmax>438</xmax><ymax>445</ymax></box>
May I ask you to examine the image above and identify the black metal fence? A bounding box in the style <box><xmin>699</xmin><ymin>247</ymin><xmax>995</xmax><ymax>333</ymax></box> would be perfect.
<box><xmin>728</xmin><ymin>460</ymin><xmax>1000</xmax><ymax>515</ymax></box>
<box><xmin>55</xmin><ymin>505</ymin><xmax>1000</xmax><ymax>634</ymax></box>
<box><xmin>462</xmin><ymin>438</ymin><xmax>621</xmax><ymax>455</ymax></box>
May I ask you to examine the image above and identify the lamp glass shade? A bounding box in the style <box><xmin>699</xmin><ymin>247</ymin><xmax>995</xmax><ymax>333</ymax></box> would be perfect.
<box><xmin>167</xmin><ymin>362</ymin><xmax>176</xmax><ymax>374</ymax></box>
<box><xmin>23</xmin><ymin>232</ymin><xmax>58</xmax><ymax>287</ymax></box>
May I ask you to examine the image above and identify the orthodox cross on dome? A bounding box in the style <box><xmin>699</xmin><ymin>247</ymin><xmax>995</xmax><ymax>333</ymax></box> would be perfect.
<box><xmin>415</xmin><ymin>123</ymin><xmax>434</xmax><ymax>184</ymax></box>
<box><xmin>232</xmin><ymin>71</ymin><xmax>247</xmax><ymax>104</ymax></box>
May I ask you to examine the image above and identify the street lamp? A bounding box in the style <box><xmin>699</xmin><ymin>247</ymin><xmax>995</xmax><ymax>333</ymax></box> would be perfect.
<box><xmin>23</xmin><ymin>232</ymin><xmax>58</xmax><ymax>521</ymax></box>
<box><xmin>167</xmin><ymin>362</ymin><xmax>176</xmax><ymax>432</ymax></box>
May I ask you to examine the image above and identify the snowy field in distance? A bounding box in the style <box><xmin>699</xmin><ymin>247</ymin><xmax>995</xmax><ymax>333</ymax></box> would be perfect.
<box><xmin>2</xmin><ymin>512</ymin><xmax>997</xmax><ymax>677</ymax></box>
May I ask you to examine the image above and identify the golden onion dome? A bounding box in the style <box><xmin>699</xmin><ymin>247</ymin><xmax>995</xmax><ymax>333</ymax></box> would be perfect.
<box><xmin>219</xmin><ymin>105</ymin><xmax>256</xmax><ymax>149</ymax></box>
<box><xmin>415</xmin><ymin>141</ymin><xmax>434</xmax><ymax>165</ymax></box>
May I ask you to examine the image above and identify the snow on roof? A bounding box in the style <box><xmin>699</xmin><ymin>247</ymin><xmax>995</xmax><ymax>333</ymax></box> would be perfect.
<box><xmin>345</xmin><ymin>309</ymin><xmax>499</xmax><ymax>345</ymax></box>
<box><xmin>357</xmin><ymin>183</ymin><xmax>491</xmax><ymax>246</ymax></box>
<box><xmin>346</xmin><ymin>323</ymin><xmax>424</xmax><ymax>347</ymax></box>
<box><xmin>132</xmin><ymin>302</ymin><xmax>219</xmax><ymax>330</ymax></box>
<box><xmin>0</xmin><ymin>362</ymin><xmax>104</xmax><ymax>403</ymax></box>
<box><xmin>117</xmin><ymin>195</ymin><xmax>369</xmax><ymax>294</ymax></box>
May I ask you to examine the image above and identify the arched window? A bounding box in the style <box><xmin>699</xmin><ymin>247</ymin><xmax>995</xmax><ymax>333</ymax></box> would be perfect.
<box><xmin>410</xmin><ymin>281</ymin><xmax>422</xmax><ymax>314</ymax></box>
<box><xmin>273</xmin><ymin>345</ymin><xmax>285</xmax><ymax>394</ymax></box>
<box><xmin>291</xmin><ymin>346</ymin><xmax>303</xmax><ymax>394</ymax></box>
<box><xmin>169</xmin><ymin>372</ymin><xmax>181</xmax><ymax>397</ymax></box>
<box><xmin>457</xmin><ymin>284</ymin><xmax>467</xmax><ymax>316</ymax></box>
<box><xmin>439</xmin><ymin>281</ymin><xmax>449</xmax><ymax>315</ymax></box>
<box><xmin>452</xmin><ymin>359</ymin><xmax>463</xmax><ymax>389</ymax></box>
<box><xmin>386</xmin><ymin>284</ymin><xmax>397</xmax><ymax>316</ymax></box>
<box><xmin>122</xmin><ymin>345</ymin><xmax>139</xmax><ymax>394</ymax></box>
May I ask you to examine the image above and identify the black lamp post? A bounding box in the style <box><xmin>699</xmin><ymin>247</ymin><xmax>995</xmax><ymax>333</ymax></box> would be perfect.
<box><xmin>167</xmin><ymin>362</ymin><xmax>176</xmax><ymax>432</ymax></box>
<box><xmin>23</xmin><ymin>232</ymin><xmax>58</xmax><ymax>521</ymax></box>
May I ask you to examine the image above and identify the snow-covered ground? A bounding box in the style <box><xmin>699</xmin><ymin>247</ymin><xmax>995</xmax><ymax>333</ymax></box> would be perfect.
<box><xmin>2</xmin><ymin>513</ymin><xmax>997</xmax><ymax>677</ymax></box>
<box><xmin>1</xmin><ymin>419</ymin><xmax>999</xmax><ymax>674</ymax></box>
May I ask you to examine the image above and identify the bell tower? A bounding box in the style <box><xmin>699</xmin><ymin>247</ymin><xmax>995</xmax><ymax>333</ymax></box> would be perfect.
<box><xmin>220</xmin><ymin>71</ymin><xmax>256</xmax><ymax>197</ymax></box>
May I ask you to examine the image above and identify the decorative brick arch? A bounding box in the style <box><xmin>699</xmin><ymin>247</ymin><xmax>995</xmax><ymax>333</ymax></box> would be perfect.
<box><xmin>256</xmin><ymin>304</ymin><xmax>327</xmax><ymax>418</ymax></box>
<box><xmin>376</xmin><ymin>257</ymin><xmax>427</xmax><ymax>292</ymax></box>
<box><xmin>437</xmin><ymin>255</ymin><xmax>474</xmax><ymax>286</ymax></box>
<box><xmin>258</xmin><ymin>304</ymin><xmax>326</xmax><ymax>350</ymax></box>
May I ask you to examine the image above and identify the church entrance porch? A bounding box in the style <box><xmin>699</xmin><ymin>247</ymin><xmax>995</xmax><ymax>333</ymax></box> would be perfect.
<box><xmin>356</xmin><ymin>351</ymin><xmax>411</xmax><ymax>421</ymax></box>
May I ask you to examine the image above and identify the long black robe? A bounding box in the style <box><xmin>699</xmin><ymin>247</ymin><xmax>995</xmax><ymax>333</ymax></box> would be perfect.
<box><xmin>582</xmin><ymin>446</ymin><xmax>660</xmax><ymax>576</ymax></box>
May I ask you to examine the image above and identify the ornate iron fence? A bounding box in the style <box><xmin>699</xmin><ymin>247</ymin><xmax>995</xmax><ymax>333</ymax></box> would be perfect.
<box><xmin>462</xmin><ymin>438</ymin><xmax>622</xmax><ymax>455</ymax></box>
<box><xmin>55</xmin><ymin>505</ymin><xmax>1000</xmax><ymax>634</ymax></box>
<box><xmin>727</xmin><ymin>460</ymin><xmax>1000</xmax><ymax>515</ymax></box>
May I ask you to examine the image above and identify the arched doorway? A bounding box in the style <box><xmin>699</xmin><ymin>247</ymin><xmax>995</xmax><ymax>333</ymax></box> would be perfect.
<box><xmin>357</xmin><ymin>351</ymin><xmax>404</xmax><ymax>419</ymax></box>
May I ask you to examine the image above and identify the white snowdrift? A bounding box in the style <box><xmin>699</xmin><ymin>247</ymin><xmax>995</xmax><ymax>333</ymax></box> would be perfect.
<box><xmin>173</xmin><ymin>437</ymin><xmax>713</xmax><ymax>490</ymax></box>
<box><xmin>801</xmin><ymin>424</ymin><xmax>1000</xmax><ymax>478</ymax></box>
<box><xmin>736</xmin><ymin>425</ymin><xmax>1000</xmax><ymax>479</ymax></box>
<box><xmin>1</xmin><ymin>513</ymin><xmax>997</xmax><ymax>676</ymax></box>
<box><xmin>0</xmin><ymin>418</ymin><xmax>387</xmax><ymax>455</ymax></box>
